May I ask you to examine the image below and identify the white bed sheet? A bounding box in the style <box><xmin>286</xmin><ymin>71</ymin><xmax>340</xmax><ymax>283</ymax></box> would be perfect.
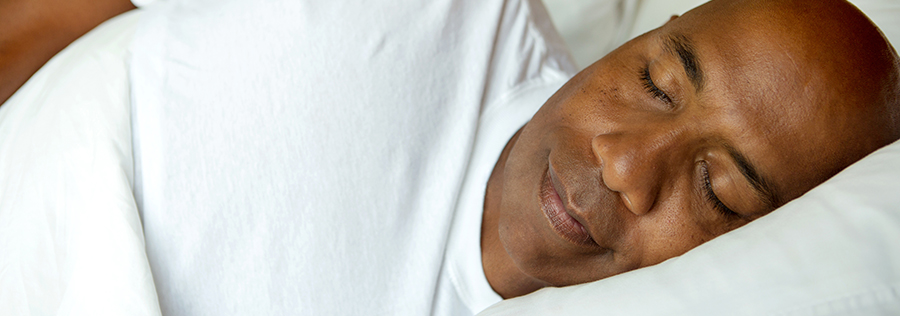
<box><xmin>2</xmin><ymin>1</ymin><xmax>899</xmax><ymax>315</ymax></box>
<box><xmin>0</xmin><ymin>10</ymin><xmax>161</xmax><ymax>316</ymax></box>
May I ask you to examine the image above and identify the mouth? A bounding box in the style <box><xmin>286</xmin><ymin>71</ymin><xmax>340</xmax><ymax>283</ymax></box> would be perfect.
<box><xmin>540</xmin><ymin>165</ymin><xmax>598</xmax><ymax>247</ymax></box>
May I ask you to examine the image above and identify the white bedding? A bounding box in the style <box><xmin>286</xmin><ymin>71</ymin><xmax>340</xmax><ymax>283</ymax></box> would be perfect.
<box><xmin>0</xmin><ymin>11</ymin><xmax>160</xmax><ymax>316</ymax></box>
<box><xmin>126</xmin><ymin>0</ymin><xmax>575</xmax><ymax>314</ymax></box>
<box><xmin>1</xmin><ymin>1</ymin><xmax>899</xmax><ymax>315</ymax></box>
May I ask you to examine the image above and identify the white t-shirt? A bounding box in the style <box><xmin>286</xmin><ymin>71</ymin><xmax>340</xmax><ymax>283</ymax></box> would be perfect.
<box><xmin>129</xmin><ymin>0</ymin><xmax>576</xmax><ymax>314</ymax></box>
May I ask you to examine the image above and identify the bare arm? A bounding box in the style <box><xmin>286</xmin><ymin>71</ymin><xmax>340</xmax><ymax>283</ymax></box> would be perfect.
<box><xmin>0</xmin><ymin>0</ymin><xmax>135</xmax><ymax>105</ymax></box>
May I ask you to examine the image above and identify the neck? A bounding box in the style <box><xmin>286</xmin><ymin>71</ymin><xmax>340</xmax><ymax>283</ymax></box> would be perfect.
<box><xmin>481</xmin><ymin>128</ymin><xmax>547</xmax><ymax>299</ymax></box>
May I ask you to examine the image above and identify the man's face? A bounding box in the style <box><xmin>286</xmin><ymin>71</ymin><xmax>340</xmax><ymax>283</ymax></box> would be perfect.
<box><xmin>493</xmin><ymin>0</ymin><xmax>893</xmax><ymax>287</ymax></box>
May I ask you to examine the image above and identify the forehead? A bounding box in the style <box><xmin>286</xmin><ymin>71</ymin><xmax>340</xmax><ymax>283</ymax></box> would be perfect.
<box><xmin>658</xmin><ymin>2</ymin><xmax>853</xmax><ymax>200</ymax></box>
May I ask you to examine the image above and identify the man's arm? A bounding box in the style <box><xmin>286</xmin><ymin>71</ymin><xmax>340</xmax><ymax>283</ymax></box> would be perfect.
<box><xmin>0</xmin><ymin>0</ymin><xmax>135</xmax><ymax>105</ymax></box>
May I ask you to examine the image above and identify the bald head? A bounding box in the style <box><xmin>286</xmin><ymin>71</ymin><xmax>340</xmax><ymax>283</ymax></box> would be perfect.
<box><xmin>670</xmin><ymin>0</ymin><xmax>900</xmax><ymax>198</ymax></box>
<box><xmin>795</xmin><ymin>0</ymin><xmax>900</xmax><ymax>161</ymax></box>
<box><xmin>751</xmin><ymin>0</ymin><xmax>899</xmax><ymax>159</ymax></box>
<box><xmin>484</xmin><ymin>0</ymin><xmax>900</xmax><ymax>297</ymax></box>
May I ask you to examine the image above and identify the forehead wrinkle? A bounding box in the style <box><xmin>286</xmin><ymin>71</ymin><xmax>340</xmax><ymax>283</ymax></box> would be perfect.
<box><xmin>663</xmin><ymin>33</ymin><xmax>704</xmax><ymax>92</ymax></box>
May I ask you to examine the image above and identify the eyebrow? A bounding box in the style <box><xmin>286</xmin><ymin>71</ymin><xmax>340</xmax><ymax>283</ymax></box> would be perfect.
<box><xmin>723</xmin><ymin>144</ymin><xmax>781</xmax><ymax>210</ymax></box>
<box><xmin>663</xmin><ymin>34</ymin><xmax>704</xmax><ymax>92</ymax></box>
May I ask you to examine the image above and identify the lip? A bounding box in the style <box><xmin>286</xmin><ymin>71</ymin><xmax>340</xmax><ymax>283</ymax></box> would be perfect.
<box><xmin>540</xmin><ymin>165</ymin><xmax>598</xmax><ymax>247</ymax></box>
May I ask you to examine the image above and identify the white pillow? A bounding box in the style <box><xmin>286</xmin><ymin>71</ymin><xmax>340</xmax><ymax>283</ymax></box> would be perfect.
<box><xmin>542</xmin><ymin>0</ymin><xmax>640</xmax><ymax>68</ymax></box>
<box><xmin>480</xmin><ymin>140</ymin><xmax>900</xmax><ymax>315</ymax></box>
<box><xmin>0</xmin><ymin>10</ymin><xmax>161</xmax><ymax>316</ymax></box>
<box><xmin>480</xmin><ymin>1</ymin><xmax>900</xmax><ymax>315</ymax></box>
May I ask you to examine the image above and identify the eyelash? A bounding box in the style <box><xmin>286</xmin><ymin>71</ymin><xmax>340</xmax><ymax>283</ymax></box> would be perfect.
<box><xmin>640</xmin><ymin>67</ymin><xmax>673</xmax><ymax>104</ymax></box>
<box><xmin>700</xmin><ymin>163</ymin><xmax>737</xmax><ymax>217</ymax></box>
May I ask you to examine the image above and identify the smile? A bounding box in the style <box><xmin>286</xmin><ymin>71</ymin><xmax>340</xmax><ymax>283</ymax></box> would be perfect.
<box><xmin>540</xmin><ymin>166</ymin><xmax>597</xmax><ymax>247</ymax></box>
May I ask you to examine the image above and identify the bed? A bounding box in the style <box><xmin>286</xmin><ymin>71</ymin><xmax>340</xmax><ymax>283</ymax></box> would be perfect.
<box><xmin>0</xmin><ymin>10</ymin><xmax>160</xmax><ymax>316</ymax></box>
<box><xmin>1</xmin><ymin>1</ymin><xmax>899</xmax><ymax>315</ymax></box>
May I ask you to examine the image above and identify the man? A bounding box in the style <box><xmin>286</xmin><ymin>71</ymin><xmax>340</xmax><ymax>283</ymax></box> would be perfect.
<box><xmin>481</xmin><ymin>0</ymin><xmax>900</xmax><ymax>298</ymax></box>
<box><xmin>1</xmin><ymin>0</ymin><xmax>897</xmax><ymax>315</ymax></box>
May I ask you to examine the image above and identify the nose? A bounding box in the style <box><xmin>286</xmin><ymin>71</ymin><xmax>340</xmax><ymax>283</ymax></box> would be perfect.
<box><xmin>591</xmin><ymin>129</ymin><xmax>678</xmax><ymax>216</ymax></box>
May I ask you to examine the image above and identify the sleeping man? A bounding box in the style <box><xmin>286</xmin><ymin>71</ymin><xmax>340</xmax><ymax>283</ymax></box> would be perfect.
<box><xmin>481</xmin><ymin>0</ymin><xmax>900</xmax><ymax>298</ymax></box>
<box><xmin>1</xmin><ymin>0</ymin><xmax>898</xmax><ymax>314</ymax></box>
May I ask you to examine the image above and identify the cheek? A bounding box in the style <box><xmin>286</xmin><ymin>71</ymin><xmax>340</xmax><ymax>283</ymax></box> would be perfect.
<box><xmin>531</xmin><ymin>63</ymin><xmax>633</xmax><ymax>131</ymax></box>
<box><xmin>630</xmin><ymin>195</ymin><xmax>718</xmax><ymax>267</ymax></box>
<box><xmin>493</xmin><ymin>129</ymin><xmax>555</xmax><ymax>268</ymax></box>
<box><xmin>496</xmin><ymin>195</ymin><xmax>591</xmax><ymax>286</ymax></box>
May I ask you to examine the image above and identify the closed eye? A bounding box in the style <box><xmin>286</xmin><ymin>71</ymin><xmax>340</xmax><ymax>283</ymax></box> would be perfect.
<box><xmin>700</xmin><ymin>161</ymin><xmax>738</xmax><ymax>218</ymax></box>
<box><xmin>640</xmin><ymin>67</ymin><xmax>673</xmax><ymax>105</ymax></box>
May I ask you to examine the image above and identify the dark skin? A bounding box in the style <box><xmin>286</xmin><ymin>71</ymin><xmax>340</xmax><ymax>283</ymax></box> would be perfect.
<box><xmin>483</xmin><ymin>0</ymin><xmax>900</xmax><ymax>299</ymax></box>
<box><xmin>0</xmin><ymin>0</ymin><xmax>134</xmax><ymax>105</ymax></box>
<box><xmin>4</xmin><ymin>0</ymin><xmax>898</xmax><ymax>302</ymax></box>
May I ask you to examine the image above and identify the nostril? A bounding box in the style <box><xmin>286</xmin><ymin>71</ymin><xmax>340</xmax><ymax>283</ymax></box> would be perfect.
<box><xmin>592</xmin><ymin>130</ymin><xmax>674</xmax><ymax>217</ymax></box>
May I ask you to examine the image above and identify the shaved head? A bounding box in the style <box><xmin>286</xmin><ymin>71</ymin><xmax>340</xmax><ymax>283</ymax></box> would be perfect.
<box><xmin>687</xmin><ymin>0</ymin><xmax>900</xmax><ymax>182</ymax></box>
<box><xmin>483</xmin><ymin>0</ymin><xmax>900</xmax><ymax>298</ymax></box>
<box><xmin>666</xmin><ymin>0</ymin><xmax>900</xmax><ymax>199</ymax></box>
